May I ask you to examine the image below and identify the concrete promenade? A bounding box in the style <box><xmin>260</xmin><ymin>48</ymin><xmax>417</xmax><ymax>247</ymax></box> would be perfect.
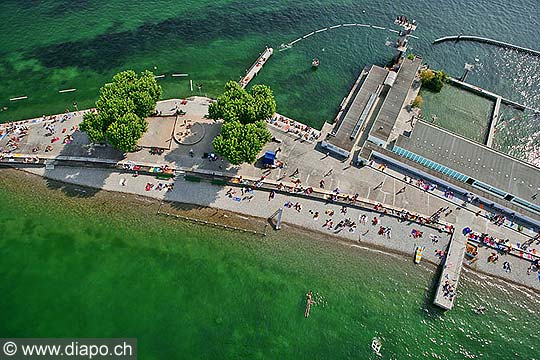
<box><xmin>2</xmin><ymin>98</ymin><xmax>540</xmax><ymax>298</ymax></box>
<box><xmin>486</xmin><ymin>96</ymin><xmax>502</xmax><ymax>147</ymax></box>
<box><xmin>433</xmin><ymin>219</ymin><xmax>468</xmax><ymax>310</ymax></box>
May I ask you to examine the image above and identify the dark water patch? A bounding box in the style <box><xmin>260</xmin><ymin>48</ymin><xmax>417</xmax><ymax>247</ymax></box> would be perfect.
<box><xmin>45</xmin><ymin>0</ymin><xmax>90</xmax><ymax>16</ymax></box>
<box><xmin>26</xmin><ymin>1</ymin><xmax>355</xmax><ymax>72</ymax></box>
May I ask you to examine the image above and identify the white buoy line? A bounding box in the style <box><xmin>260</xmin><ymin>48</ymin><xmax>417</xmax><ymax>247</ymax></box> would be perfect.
<box><xmin>4</xmin><ymin>74</ymin><xmax>191</xmax><ymax>102</ymax></box>
<box><xmin>279</xmin><ymin>22</ymin><xmax>419</xmax><ymax>51</ymax></box>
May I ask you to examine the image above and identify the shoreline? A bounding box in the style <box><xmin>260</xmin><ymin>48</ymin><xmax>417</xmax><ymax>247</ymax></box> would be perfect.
<box><xmin>3</xmin><ymin>167</ymin><xmax>539</xmax><ymax>295</ymax></box>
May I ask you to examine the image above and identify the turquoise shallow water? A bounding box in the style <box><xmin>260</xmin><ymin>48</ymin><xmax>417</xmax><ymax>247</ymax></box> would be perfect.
<box><xmin>0</xmin><ymin>171</ymin><xmax>539</xmax><ymax>359</ymax></box>
<box><xmin>0</xmin><ymin>0</ymin><xmax>539</xmax><ymax>130</ymax></box>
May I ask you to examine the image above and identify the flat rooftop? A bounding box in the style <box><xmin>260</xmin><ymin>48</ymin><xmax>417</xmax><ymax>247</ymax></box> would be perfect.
<box><xmin>327</xmin><ymin>65</ymin><xmax>388</xmax><ymax>153</ymax></box>
<box><xmin>369</xmin><ymin>57</ymin><xmax>422</xmax><ymax>143</ymax></box>
<box><xmin>396</xmin><ymin>121</ymin><xmax>540</xmax><ymax>207</ymax></box>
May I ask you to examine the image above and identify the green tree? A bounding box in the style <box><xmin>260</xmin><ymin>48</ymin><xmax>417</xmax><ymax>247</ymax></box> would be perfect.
<box><xmin>411</xmin><ymin>95</ymin><xmax>423</xmax><ymax>108</ymax></box>
<box><xmin>419</xmin><ymin>69</ymin><xmax>435</xmax><ymax>84</ymax></box>
<box><xmin>419</xmin><ymin>69</ymin><xmax>449</xmax><ymax>93</ymax></box>
<box><xmin>209</xmin><ymin>81</ymin><xmax>276</xmax><ymax>124</ymax></box>
<box><xmin>80</xmin><ymin>70</ymin><xmax>162</xmax><ymax>152</ymax></box>
<box><xmin>212</xmin><ymin>120</ymin><xmax>272</xmax><ymax>165</ymax></box>
<box><xmin>106</xmin><ymin>113</ymin><xmax>147</xmax><ymax>152</ymax></box>
<box><xmin>209</xmin><ymin>81</ymin><xmax>276</xmax><ymax>165</ymax></box>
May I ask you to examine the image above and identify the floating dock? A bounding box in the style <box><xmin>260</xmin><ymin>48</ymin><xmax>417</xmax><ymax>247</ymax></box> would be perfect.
<box><xmin>433</xmin><ymin>35</ymin><xmax>540</xmax><ymax>57</ymax></box>
<box><xmin>239</xmin><ymin>47</ymin><xmax>273</xmax><ymax>89</ymax></box>
<box><xmin>433</xmin><ymin>229</ymin><xmax>467</xmax><ymax>310</ymax></box>
<box><xmin>58</xmin><ymin>88</ymin><xmax>77</xmax><ymax>93</ymax></box>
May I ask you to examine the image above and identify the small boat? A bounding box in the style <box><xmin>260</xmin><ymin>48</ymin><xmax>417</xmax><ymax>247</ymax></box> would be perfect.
<box><xmin>371</xmin><ymin>337</ymin><xmax>382</xmax><ymax>356</ymax></box>
<box><xmin>311</xmin><ymin>58</ymin><xmax>320</xmax><ymax>68</ymax></box>
<box><xmin>414</xmin><ymin>246</ymin><xmax>425</xmax><ymax>264</ymax></box>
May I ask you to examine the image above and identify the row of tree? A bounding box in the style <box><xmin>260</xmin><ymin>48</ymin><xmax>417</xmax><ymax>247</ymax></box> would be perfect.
<box><xmin>80</xmin><ymin>72</ymin><xmax>276</xmax><ymax>164</ymax></box>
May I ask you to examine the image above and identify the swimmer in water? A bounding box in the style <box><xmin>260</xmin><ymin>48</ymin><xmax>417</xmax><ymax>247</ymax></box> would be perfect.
<box><xmin>474</xmin><ymin>306</ymin><xmax>486</xmax><ymax>314</ymax></box>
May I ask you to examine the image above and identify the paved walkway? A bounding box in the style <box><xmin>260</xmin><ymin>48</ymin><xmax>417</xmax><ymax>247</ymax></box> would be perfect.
<box><xmin>22</xmin><ymin>165</ymin><xmax>540</xmax><ymax>290</ymax></box>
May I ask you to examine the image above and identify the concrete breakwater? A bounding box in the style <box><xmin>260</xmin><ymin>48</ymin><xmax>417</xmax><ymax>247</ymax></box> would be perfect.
<box><xmin>433</xmin><ymin>35</ymin><xmax>540</xmax><ymax>57</ymax></box>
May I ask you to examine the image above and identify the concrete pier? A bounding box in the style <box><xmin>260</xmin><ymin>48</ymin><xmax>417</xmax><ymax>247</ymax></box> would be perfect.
<box><xmin>433</xmin><ymin>35</ymin><xmax>540</xmax><ymax>57</ymax></box>
<box><xmin>433</xmin><ymin>227</ymin><xmax>467</xmax><ymax>310</ymax></box>
<box><xmin>239</xmin><ymin>47</ymin><xmax>273</xmax><ymax>89</ymax></box>
<box><xmin>449</xmin><ymin>78</ymin><xmax>540</xmax><ymax>113</ymax></box>
<box><xmin>486</xmin><ymin>96</ymin><xmax>502</xmax><ymax>147</ymax></box>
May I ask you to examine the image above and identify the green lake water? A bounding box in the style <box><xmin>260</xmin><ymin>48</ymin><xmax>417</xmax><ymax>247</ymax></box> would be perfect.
<box><xmin>0</xmin><ymin>171</ymin><xmax>539</xmax><ymax>359</ymax></box>
<box><xmin>1</xmin><ymin>0</ymin><xmax>539</xmax><ymax>131</ymax></box>
<box><xmin>2</xmin><ymin>1</ymin><xmax>540</xmax><ymax>358</ymax></box>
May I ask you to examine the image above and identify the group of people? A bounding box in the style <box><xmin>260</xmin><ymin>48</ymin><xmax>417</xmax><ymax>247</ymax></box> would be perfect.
<box><xmin>464</xmin><ymin>227</ymin><xmax>539</xmax><ymax>260</ymax></box>
<box><xmin>321</xmin><ymin>214</ymin><xmax>357</xmax><ymax>234</ymax></box>
<box><xmin>402</xmin><ymin>174</ymin><xmax>438</xmax><ymax>193</ymax></box>
<box><xmin>464</xmin><ymin>226</ymin><xmax>540</xmax><ymax>281</ymax></box>
<box><xmin>1</xmin><ymin>110</ymin><xmax>83</xmax><ymax>157</ymax></box>
<box><xmin>145</xmin><ymin>182</ymin><xmax>174</xmax><ymax>192</ymax></box>
<box><xmin>284</xmin><ymin>200</ymin><xmax>302</xmax><ymax>212</ymax></box>
<box><xmin>268</xmin><ymin>114</ymin><xmax>321</xmax><ymax>143</ymax></box>
<box><xmin>378</xmin><ymin>226</ymin><xmax>392</xmax><ymax>238</ymax></box>
<box><xmin>442</xmin><ymin>280</ymin><xmax>456</xmax><ymax>300</ymax></box>
<box><xmin>1</xmin><ymin>124</ymin><xmax>28</xmax><ymax>153</ymax></box>
<box><xmin>488</xmin><ymin>212</ymin><xmax>507</xmax><ymax>226</ymax></box>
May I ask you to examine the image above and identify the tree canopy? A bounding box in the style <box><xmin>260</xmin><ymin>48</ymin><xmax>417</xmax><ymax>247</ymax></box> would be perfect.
<box><xmin>210</xmin><ymin>81</ymin><xmax>275</xmax><ymax>165</ymax></box>
<box><xmin>80</xmin><ymin>70</ymin><xmax>162</xmax><ymax>152</ymax></box>
<box><xmin>208</xmin><ymin>81</ymin><xmax>276</xmax><ymax>124</ymax></box>
<box><xmin>212</xmin><ymin>120</ymin><xmax>272</xmax><ymax>165</ymax></box>
<box><xmin>411</xmin><ymin>95</ymin><xmax>423</xmax><ymax>108</ymax></box>
<box><xmin>419</xmin><ymin>69</ymin><xmax>449</xmax><ymax>93</ymax></box>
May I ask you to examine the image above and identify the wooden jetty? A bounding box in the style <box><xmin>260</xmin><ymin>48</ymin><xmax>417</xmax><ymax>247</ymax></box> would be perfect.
<box><xmin>433</xmin><ymin>35</ymin><xmax>540</xmax><ymax>57</ymax></box>
<box><xmin>239</xmin><ymin>47</ymin><xmax>273</xmax><ymax>89</ymax></box>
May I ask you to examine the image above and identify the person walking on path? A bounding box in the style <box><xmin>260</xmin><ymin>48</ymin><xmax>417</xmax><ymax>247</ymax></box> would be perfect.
<box><xmin>396</xmin><ymin>186</ymin><xmax>406</xmax><ymax>195</ymax></box>
<box><xmin>292</xmin><ymin>168</ymin><xmax>299</xmax><ymax>177</ymax></box>
<box><xmin>325</xmin><ymin>169</ymin><xmax>333</xmax><ymax>177</ymax></box>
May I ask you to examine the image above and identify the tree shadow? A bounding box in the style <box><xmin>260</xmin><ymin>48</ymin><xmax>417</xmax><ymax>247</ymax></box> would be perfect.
<box><xmin>162</xmin><ymin>121</ymin><xmax>242</xmax><ymax>213</ymax></box>
<box><xmin>44</xmin><ymin>127</ymin><xmax>124</xmax><ymax>198</ymax></box>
